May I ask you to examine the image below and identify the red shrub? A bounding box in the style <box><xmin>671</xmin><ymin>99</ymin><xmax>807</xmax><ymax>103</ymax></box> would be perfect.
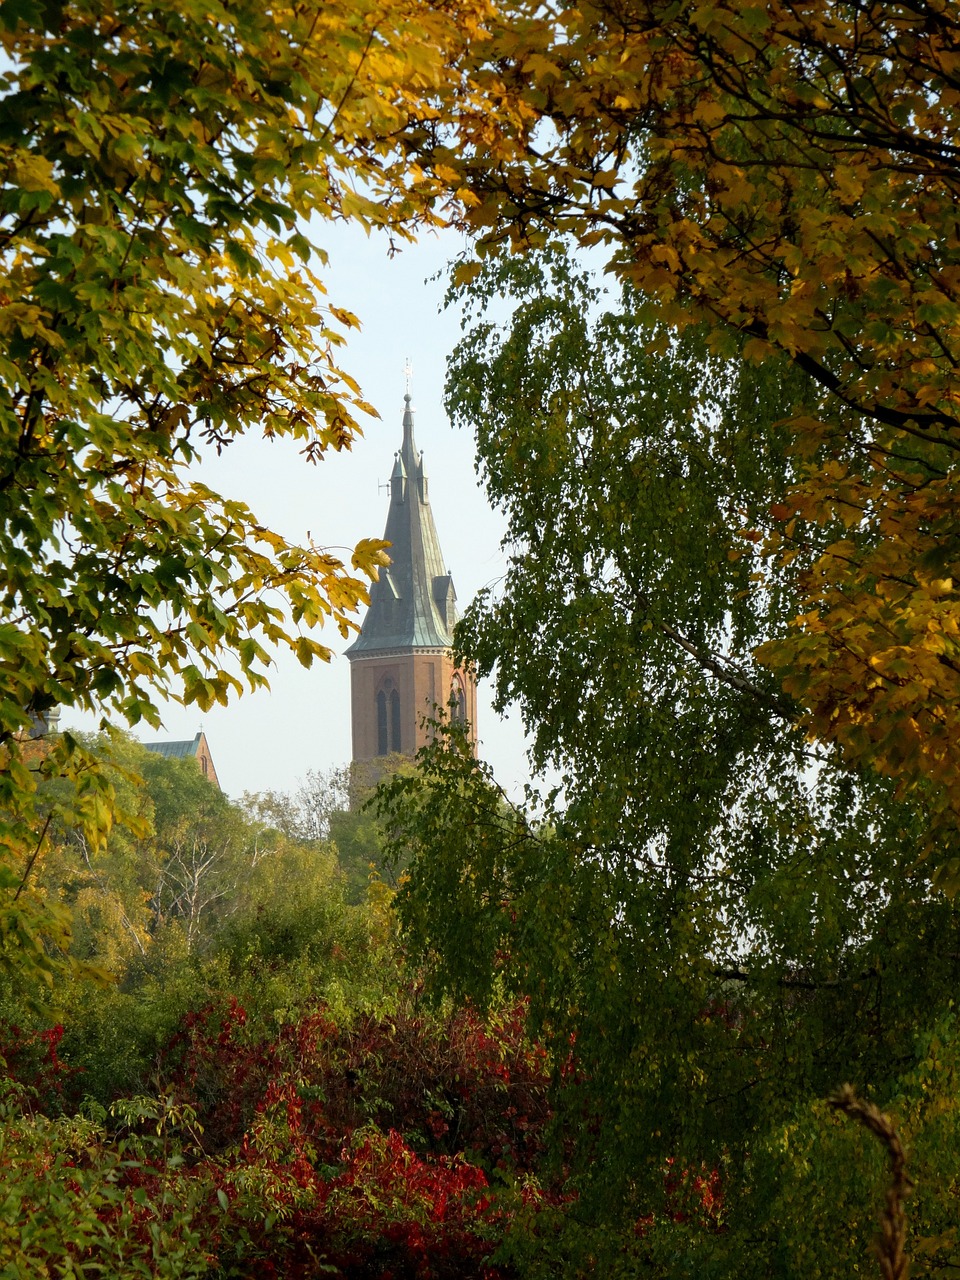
<box><xmin>0</xmin><ymin>1022</ymin><xmax>80</xmax><ymax>1113</ymax></box>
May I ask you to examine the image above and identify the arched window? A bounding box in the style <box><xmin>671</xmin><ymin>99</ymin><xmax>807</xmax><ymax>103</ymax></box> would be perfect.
<box><xmin>377</xmin><ymin>678</ymin><xmax>403</xmax><ymax>755</ymax></box>
<box><xmin>450</xmin><ymin>674</ymin><xmax>467</xmax><ymax>725</ymax></box>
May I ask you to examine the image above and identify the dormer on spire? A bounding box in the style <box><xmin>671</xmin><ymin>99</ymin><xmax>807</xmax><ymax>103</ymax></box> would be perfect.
<box><xmin>390</xmin><ymin>450</ymin><xmax>407</xmax><ymax>505</ymax></box>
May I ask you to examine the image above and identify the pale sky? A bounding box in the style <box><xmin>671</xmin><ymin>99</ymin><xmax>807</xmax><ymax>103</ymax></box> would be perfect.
<box><xmin>62</xmin><ymin>222</ymin><xmax>533</xmax><ymax>801</ymax></box>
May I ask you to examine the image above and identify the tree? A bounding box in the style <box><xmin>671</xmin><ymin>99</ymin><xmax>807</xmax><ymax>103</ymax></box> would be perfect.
<box><xmin>0</xmin><ymin>0</ymin><xmax>505</xmax><ymax>980</ymax></box>
<box><xmin>244</xmin><ymin>757</ymin><xmax>415</xmax><ymax>902</ymax></box>
<box><xmin>378</xmin><ymin>250</ymin><xmax>960</xmax><ymax>1275</ymax></box>
<box><xmin>34</xmin><ymin>732</ymin><xmax>326</xmax><ymax>970</ymax></box>
<box><xmin>243</xmin><ymin>766</ymin><xmax>353</xmax><ymax>846</ymax></box>
<box><xmin>433</xmin><ymin>0</ymin><xmax>960</xmax><ymax>886</ymax></box>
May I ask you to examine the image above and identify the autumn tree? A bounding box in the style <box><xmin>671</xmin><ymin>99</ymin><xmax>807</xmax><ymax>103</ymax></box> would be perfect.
<box><xmin>378</xmin><ymin>250</ymin><xmax>960</xmax><ymax>1276</ymax></box>
<box><xmin>0</xmin><ymin>0</ymin><xmax>511</xmax><ymax>981</ymax></box>
<box><xmin>433</xmin><ymin>0</ymin><xmax>960</xmax><ymax>887</ymax></box>
<box><xmin>243</xmin><ymin>758</ymin><xmax>412</xmax><ymax>902</ymax></box>
<box><xmin>32</xmin><ymin>733</ymin><xmax>331</xmax><ymax>969</ymax></box>
<box><xmin>376</xmin><ymin>8</ymin><xmax>960</xmax><ymax>1262</ymax></box>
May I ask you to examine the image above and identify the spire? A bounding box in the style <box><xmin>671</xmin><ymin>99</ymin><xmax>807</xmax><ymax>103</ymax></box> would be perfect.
<box><xmin>402</xmin><ymin>390</ymin><xmax>415</xmax><ymax>452</ymax></box>
<box><xmin>346</xmin><ymin>393</ymin><xmax>458</xmax><ymax>656</ymax></box>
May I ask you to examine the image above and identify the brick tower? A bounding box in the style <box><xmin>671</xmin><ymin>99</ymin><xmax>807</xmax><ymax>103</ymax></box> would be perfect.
<box><xmin>346</xmin><ymin>393</ymin><xmax>477</xmax><ymax>764</ymax></box>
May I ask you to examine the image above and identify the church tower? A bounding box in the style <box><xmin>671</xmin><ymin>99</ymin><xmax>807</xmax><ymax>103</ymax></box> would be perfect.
<box><xmin>346</xmin><ymin>393</ymin><xmax>477</xmax><ymax>763</ymax></box>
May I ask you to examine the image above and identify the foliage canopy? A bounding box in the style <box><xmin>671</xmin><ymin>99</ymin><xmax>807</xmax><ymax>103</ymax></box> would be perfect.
<box><xmin>437</xmin><ymin>0</ymin><xmax>960</xmax><ymax>882</ymax></box>
<box><xmin>390</xmin><ymin>18</ymin><xmax>960</xmax><ymax>1264</ymax></box>
<box><xmin>377</xmin><ymin>247</ymin><xmax>960</xmax><ymax>1275</ymax></box>
<box><xmin>0</xmin><ymin>0</ymin><xmax>509</xmax><ymax>977</ymax></box>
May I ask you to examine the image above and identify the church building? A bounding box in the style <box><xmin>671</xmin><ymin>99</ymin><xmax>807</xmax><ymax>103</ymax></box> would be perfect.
<box><xmin>143</xmin><ymin>730</ymin><xmax>220</xmax><ymax>789</ymax></box>
<box><xmin>346</xmin><ymin>392</ymin><xmax>477</xmax><ymax>763</ymax></box>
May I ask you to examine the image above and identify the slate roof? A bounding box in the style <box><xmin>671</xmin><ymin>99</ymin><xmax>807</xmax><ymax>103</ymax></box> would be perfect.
<box><xmin>143</xmin><ymin>732</ymin><xmax>204</xmax><ymax>761</ymax></box>
<box><xmin>346</xmin><ymin>395</ymin><xmax>457</xmax><ymax>657</ymax></box>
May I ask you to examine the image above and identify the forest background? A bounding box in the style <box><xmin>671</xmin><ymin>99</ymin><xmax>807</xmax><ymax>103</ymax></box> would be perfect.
<box><xmin>2</xmin><ymin>1</ymin><xmax>960</xmax><ymax>1277</ymax></box>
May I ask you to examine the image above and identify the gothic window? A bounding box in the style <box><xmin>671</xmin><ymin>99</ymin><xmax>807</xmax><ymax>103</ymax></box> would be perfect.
<box><xmin>390</xmin><ymin>688</ymin><xmax>402</xmax><ymax>752</ymax></box>
<box><xmin>451</xmin><ymin>674</ymin><xmax>467</xmax><ymax>725</ymax></box>
<box><xmin>377</xmin><ymin>678</ymin><xmax>403</xmax><ymax>755</ymax></box>
<box><xmin>377</xmin><ymin>689</ymin><xmax>388</xmax><ymax>755</ymax></box>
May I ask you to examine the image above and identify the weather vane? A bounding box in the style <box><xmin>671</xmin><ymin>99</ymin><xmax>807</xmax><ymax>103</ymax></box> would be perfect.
<box><xmin>403</xmin><ymin>357</ymin><xmax>413</xmax><ymax>396</ymax></box>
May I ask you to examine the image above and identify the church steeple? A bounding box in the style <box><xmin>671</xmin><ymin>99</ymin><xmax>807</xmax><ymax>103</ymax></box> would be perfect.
<box><xmin>346</xmin><ymin>394</ymin><xmax>455</xmax><ymax>654</ymax></box>
<box><xmin>346</xmin><ymin>391</ymin><xmax>476</xmax><ymax>763</ymax></box>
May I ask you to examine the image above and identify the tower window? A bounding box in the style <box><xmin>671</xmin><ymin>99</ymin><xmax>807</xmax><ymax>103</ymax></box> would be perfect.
<box><xmin>377</xmin><ymin>678</ymin><xmax>402</xmax><ymax>756</ymax></box>
<box><xmin>451</xmin><ymin>675</ymin><xmax>467</xmax><ymax>725</ymax></box>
